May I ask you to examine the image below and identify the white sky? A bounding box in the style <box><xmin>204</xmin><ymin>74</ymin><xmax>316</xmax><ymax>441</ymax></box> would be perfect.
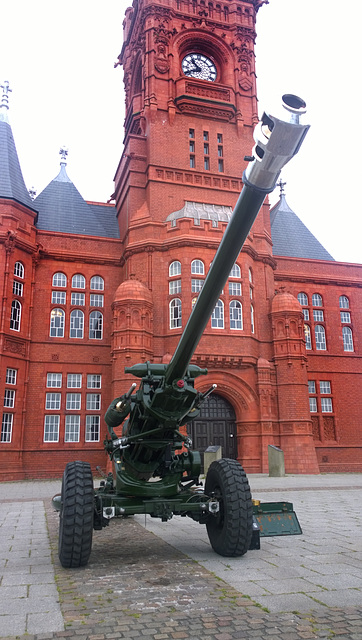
<box><xmin>1</xmin><ymin>0</ymin><xmax>360</xmax><ymax>264</ymax></box>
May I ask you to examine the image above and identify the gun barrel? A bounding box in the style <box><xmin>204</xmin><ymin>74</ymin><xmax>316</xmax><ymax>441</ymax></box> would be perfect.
<box><xmin>165</xmin><ymin>95</ymin><xmax>309</xmax><ymax>384</ymax></box>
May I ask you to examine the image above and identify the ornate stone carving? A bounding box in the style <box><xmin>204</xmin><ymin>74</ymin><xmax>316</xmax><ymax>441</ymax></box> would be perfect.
<box><xmin>4</xmin><ymin>338</ymin><xmax>26</xmax><ymax>356</ymax></box>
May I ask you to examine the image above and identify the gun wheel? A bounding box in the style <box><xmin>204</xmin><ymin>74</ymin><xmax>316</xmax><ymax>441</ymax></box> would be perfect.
<box><xmin>58</xmin><ymin>461</ymin><xmax>94</xmax><ymax>568</ymax></box>
<box><xmin>205</xmin><ymin>458</ymin><xmax>253</xmax><ymax>557</ymax></box>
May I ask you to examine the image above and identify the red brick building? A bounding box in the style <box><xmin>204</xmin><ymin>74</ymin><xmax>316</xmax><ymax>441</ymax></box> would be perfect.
<box><xmin>1</xmin><ymin>0</ymin><xmax>361</xmax><ymax>480</ymax></box>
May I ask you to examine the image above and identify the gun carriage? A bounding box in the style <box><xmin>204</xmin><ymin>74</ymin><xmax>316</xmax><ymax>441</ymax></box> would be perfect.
<box><xmin>54</xmin><ymin>95</ymin><xmax>309</xmax><ymax>568</ymax></box>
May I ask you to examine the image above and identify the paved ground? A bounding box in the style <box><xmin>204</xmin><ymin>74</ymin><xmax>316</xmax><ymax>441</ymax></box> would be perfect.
<box><xmin>1</xmin><ymin>473</ymin><xmax>362</xmax><ymax>639</ymax></box>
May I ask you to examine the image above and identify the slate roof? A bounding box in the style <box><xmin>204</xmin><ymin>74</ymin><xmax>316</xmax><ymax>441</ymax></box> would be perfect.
<box><xmin>0</xmin><ymin>110</ymin><xmax>38</xmax><ymax>214</ymax></box>
<box><xmin>270</xmin><ymin>194</ymin><xmax>334</xmax><ymax>261</ymax></box>
<box><xmin>35</xmin><ymin>164</ymin><xmax>120</xmax><ymax>239</ymax></box>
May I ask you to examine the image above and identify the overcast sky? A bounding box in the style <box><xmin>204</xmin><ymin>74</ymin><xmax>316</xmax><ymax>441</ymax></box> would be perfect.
<box><xmin>1</xmin><ymin>1</ymin><xmax>360</xmax><ymax>264</ymax></box>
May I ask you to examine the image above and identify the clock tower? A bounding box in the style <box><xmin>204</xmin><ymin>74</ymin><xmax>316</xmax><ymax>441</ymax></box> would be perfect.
<box><xmin>112</xmin><ymin>0</ymin><xmax>319</xmax><ymax>474</ymax></box>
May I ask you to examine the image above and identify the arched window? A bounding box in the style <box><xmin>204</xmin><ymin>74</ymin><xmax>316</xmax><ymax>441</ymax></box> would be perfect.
<box><xmin>91</xmin><ymin>275</ymin><xmax>104</xmax><ymax>291</ymax></box>
<box><xmin>70</xmin><ymin>310</ymin><xmax>84</xmax><ymax>338</ymax></box>
<box><xmin>50</xmin><ymin>308</ymin><xmax>65</xmax><ymax>337</ymax></box>
<box><xmin>52</xmin><ymin>272</ymin><xmax>67</xmax><ymax>287</ymax></box>
<box><xmin>339</xmin><ymin>295</ymin><xmax>349</xmax><ymax>309</ymax></box>
<box><xmin>312</xmin><ymin>293</ymin><xmax>323</xmax><ymax>307</ymax></box>
<box><xmin>72</xmin><ymin>274</ymin><xmax>86</xmax><ymax>289</ymax></box>
<box><xmin>169</xmin><ymin>261</ymin><xmax>181</xmax><ymax>277</ymax></box>
<box><xmin>315</xmin><ymin>325</ymin><xmax>326</xmax><ymax>350</ymax></box>
<box><xmin>10</xmin><ymin>300</ymin><xmax>21</xmax><ymax>331</ymax></box>
<box><xmin>297</xmin><ymin>292</ymin><xmax>308</xmax><ymax>306</ymax></box>
<box><xmin>191</xmin><ymin>259</ymin><xmax>205</xmax><ymax>275</ymax></box>
<box><xmin>229</xmin><ymin>263</ymin><xmax>241</xmax><ymax>278</ymax></box>
<box><xmin>250</xmin><ymin>304</ymin><xmax>255</xmax><ymax>333</ymax></box>
<box><xmin>230</xmin><ymin>300</ymin><xmax>243</xmax><ymax>330</ymax></box>
<box><xmin>304</xmin><ymin>325</ymin><xmax>312</xmax><ymax>350</ymax></box>
<box><xmin>170</xmin><ymin>298</ymin><xmax>182</xmax><ymax>328</ymax></box>
<box><xmin>342</xmin><ymin>326</ymin><xmax>354</xmax><ymax>352</ymax></box>
<box><xmin>89</xmin><ymin>311</ymin><xmax>103</xmax><ymax>339</ymax></box>
<box><xmin>211</xmin><ymin>299</ymin><xmax>224</xmax><ymax>328</ymax></box>
<box><xmin>248</xmin><ymin>268</ymin><xmax>253</xmax><ymax>283</ymax></box>
<box><xmin>14</xmin><ymin>262</ymin><xmax>24</xmax><ymax>278</ymax></box>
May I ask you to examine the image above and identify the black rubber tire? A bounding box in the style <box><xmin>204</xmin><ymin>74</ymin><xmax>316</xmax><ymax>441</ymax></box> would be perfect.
<box><xmin>205</xmin><ymin>458</ymin><xmax>253</xmax><ymax>557</ymax></box>
<box><xmin>58</xmin><ymin>461</ymin><xmax>94</xmax><ymax>568</ymax></box>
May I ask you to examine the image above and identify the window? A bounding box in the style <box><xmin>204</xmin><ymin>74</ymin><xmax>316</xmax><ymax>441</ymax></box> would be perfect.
<box><xmin>67</xmin><ymin>374</ymin><xmax>82</xmax><ymax>388</ymax></box>
<box><xmin>90</xmin><ymin>294</ymin><xmax>103</xmax><ymax>307</ymax></box>
<box><xmin>70</xmin><ymin>309</ymin><xmax>84</xmax><ymax>339</ymax></box>
<box><xmin>339</xmin><ymin>295</ymin><xmax>349</xmax><ymax>309</ymax></box>
<box><xmin>340</xmin><ymin>311</ymin><xmax>351</xmax><ymax>323</ymax></box>
<box><xmin>52</xmin><ymin>291</ymin><xmax>66</xmax><ymax>304</ymax></box>
<box><xmin>170</xmin><ymin>298</ymin><xmax>182</xmax><ymax>329</ymax></box>
<box><xmin>45</xmin><ymin>393</ymin><xmax>61</xmax><ymax>410</ymax></box>
<box><xmin>230</xmin><ymin>300</ymin><xmax>243</xmax><ymax>330</ymax></box>
<box><xmin>14</xmin><ymin>262</ymin><xmax>24</xmax><ymax>278</ymax></box>
<box><xmin>203</xmin><ymin>131</ymin><xmax>209</xmax><ymax>141</ymax></box>
<box><xmin>169</xmin><ymin>280</ymin><xmax>181</xmax><ymax>295</ymax></box>
<box><xmin>10</xmin><ymin>300</ymin><xmax>21</xmax><ymax>331</ymax></box>
<box><xmin>66</xmin><ymin>393</ymin><xmax>81</xmax><ymax>410</ymax></box>
<box><xmin>319</xmin><ymin>381</ymin><xmax>331</xmax><ymax>394</ymax></box>
<box><xmin>72</xmin><ymin>274</ymin><xmax>85</xmax><ymax>289</ymax></box>
<box><xmin>190</xmin><ymin>155</ymin><xmax>195</xmax><ymax>168</ymax></box>
<box><xmin>304</xmin><ymin>325</ymin><xmax>312</xmax><ymax>350</ymax></box>
<box><xmin>218</xmin><ymin>159</ymin><xmax>224</xmax><ymax>172</ymax></box>
<box><xmin>312</xmin><ymin>293</ymin><xmax>323</xmax><ymax>307</ymax></box>
<box><xmin>4</xmin><ymin>389</ymin><xmax>15</xmax><ymax>408</ymax></box>
<box><xmin>90</xmin><ymin>276</ymin><xmax>104</xmax><ymax>291</ymax></box>
<box><xmin>203</xmin><ymin>138</ymin><xmax>209</xmax><ymax>170</ymax></box>
<box><xmin>65</xmin><ymin>415</ymin><xmax>80</xmax><ymax>442</ymax></box>
<box><xmin>248</xmin><ymin>268</ymin><xmax>253</xmax><ymax>283</ymax></box>
<box><xmin>86</xmin><ymin>394</ymin><xmax>101</xmax><ymax>411</ymax></box>
<box><xmin>191</xmin><ymin>279</ymin><xmax>204</xmax><ymax>293</ymax></box>
<box><xmin>169</xmin><ymin>261</ymin><xmax>181</xmax><ymax>277</ymax></box>
<box><xmin>211</xmin><ymin>299</ymin><xmax>224</xmax><ymax>328</ymax></box>
<box><xmin>50</xmin><ymin>308</ymin><xmax>65</xmax><ymax>337</ymax></box>
<box><xmin>230</xmin><ymin>263</ymin><xmax>241</xmax><ymax>278</ymax></box>
<box><xmin>71</xmin><ymin>292</ymin><xmax>85</xmax><ymax>305</ymax></box>
<box><xmin>313</xmin><ymin>309</ymin><xmax>324</xmax><ymax>322</ymax></box>
<box><xmin>87</xmin><ymin>374</ymin><xmax>101</xmax><ymax>389</ymax></box>
<box><xmin>189</xmin><ymin>129</ymin><xmax>195</xmax><ymax>168</ymax></box>
<box><xmin>189</xmin><ymin>140</ymin><xmax>195</xmax><ymax>153</ymax></box>
<box><xmin>47</xmin><ymin>373</ymin><xmax>62</xmax><ymax>388</ymax></box>
<box><xmin>6</xmin><ymin>368</ymin><xmax>17</xmax><ymax>385</ymax></box>
<box><xmin>308</xmin><ymin>380</ymin><xmax>316</xmax><ymax>394</ymax></box>
<box><xmin>1</xmin><ymin>413</ymin><xmax>13</xmax><ymax>442</ymax></box>
<box><xmin>86</xmin><ymin>415</ymin><xmax>100</xmax><ymax>442</ymax></box>
<box><xmin>204</xmin><ymin>143</ymin><xmax>209</xmax><ymax>155</ymax></box>
<box><xmin>52</xmin><ymin>272</ymin><xmax>67</xmax><ymax>287</ymax></box>
<box><xmin>315</xmin><ymin>325</ymin><xmax>326</xmax><ymax>350</ymax></box>
<box><xmin>303</xmin><ymin>309</ymin><xmax>310</xmax><ymax>321</ymax></box>
<box><xmin>342</xmin><ymin>326</ymin><xmax>354</xmax><ymax>352</ymax></box>
<box><xmin>191</xmin><ymin>260</ymin><xmax>204</xmax><ymax>275</ymax></box>
<box><xmin>13</xmin><ymin>281</ymin><xmax>23</xmax><ymax>296</ymax></box>
<box><xmin>217</xmin><ymin>134</ymin><xmax>224</xmax><ymax>172</ymax></box>
<box><xmin>250</xmin><ymin>304</ymin><xmax>255</xmax><ymax>334</ymax></box>
<box><xmin>321</xmin><ymin>397</ymin><xmax>333</xmax><ymax>413</ymax></box>
<box><xmin>189</xmin><ymin>128</ymin><xmax>195</xmax><ymax>138</ymax></box>
<box><xmin>309</xmin><ymin>397</ymin><xmax>317</xmax><ymax>412</ymax></box>
<box><xmin>204</xmin><ymin>157</ymin><xmax>210</xmax><ymax>170</ymax></box>
<box><xmin>229</xmin><ymin>282</ymin><xmax>241</xmax><ymax>296</ymax></box>
<box><xmin>89</xmin><ymin>311</ymin><xmax>103</xmax><ymax>339</ymax></box>
<box><xmin>44</xmin><ymin>415</ymin><xmax>59</xmax><ymax>442</ymax></box>
<box><xmin>297</xmin><ymin>292</ymin><xmax>308</xmax><ymax>306</ymax></box>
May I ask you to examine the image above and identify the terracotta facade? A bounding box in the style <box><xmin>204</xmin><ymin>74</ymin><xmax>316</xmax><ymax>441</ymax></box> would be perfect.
<box><xmin>0</xmin><ymin>0</ymin><xmax>361</xmax><ymax>480</ymax></box>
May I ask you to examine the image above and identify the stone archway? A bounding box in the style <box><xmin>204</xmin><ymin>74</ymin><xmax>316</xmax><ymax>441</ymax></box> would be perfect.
<box><xmin>187</xmin><ymin>393</ymin><xmax>237</xmax><ymax>463</ymax></box>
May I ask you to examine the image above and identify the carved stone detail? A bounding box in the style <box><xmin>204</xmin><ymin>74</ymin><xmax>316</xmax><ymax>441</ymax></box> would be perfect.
<box><xmin>3</xmin><ymin>338</ymin><xmax>26</xmax><ymax>356</ymax></box>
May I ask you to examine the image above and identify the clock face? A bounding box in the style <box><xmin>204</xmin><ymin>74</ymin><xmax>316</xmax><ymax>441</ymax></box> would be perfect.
<box><xmin>182</xmin><ymin>53</ymin><xmax>217</xmax><ymax>82</ymax></box>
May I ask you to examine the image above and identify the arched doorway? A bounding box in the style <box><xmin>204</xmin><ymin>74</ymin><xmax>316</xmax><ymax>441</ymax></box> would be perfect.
<box><xmin>187</xmin><ymin>393</ymin><xmax>237</xmax><ymax>463</ymax></box>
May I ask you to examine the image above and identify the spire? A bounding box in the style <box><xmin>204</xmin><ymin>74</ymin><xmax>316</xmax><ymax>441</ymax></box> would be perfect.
<box><xmin>0</xmin><ymin>80</ymin><xmax>38</xmax><ymax>212</ymax></box>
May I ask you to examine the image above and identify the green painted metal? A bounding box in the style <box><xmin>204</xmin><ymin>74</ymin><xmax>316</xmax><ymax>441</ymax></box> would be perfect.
<box><xmin>253</xmin><ymin>501</ymin><xmax>303</xmax><ymax>537</ymax></box>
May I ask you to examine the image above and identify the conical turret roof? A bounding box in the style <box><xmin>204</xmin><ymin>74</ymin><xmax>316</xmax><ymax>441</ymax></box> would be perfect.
<box><xmin>0</xmin><ymin>82</ymin><xmax>38</xmax><ymax>213</ymax></box>
<box><xmin>270</xmin><ymin>193</ymin><xmax>334</xmax><ymax>261</ymax></box>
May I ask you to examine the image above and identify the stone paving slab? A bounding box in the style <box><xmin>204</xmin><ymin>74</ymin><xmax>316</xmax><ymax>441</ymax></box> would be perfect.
<box><xmin>0</xmin><ymin>475</ymin><xmax>362</xmax><ymax>639</ymax></box>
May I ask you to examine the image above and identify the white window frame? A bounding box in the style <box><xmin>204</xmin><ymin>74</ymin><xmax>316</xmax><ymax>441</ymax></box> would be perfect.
<box><xmin>1</xmin><ymin>413</ymin><xmax>13</xmax><ymax>442</ymax></box>
<box><xmin>87</xmin><ymin>374</ymin><xmax>101</xmax><ymax>389</ymax></box>
<box><xmin>191</xmin><ymin>259</ymin><xmax>205</xmax><ymax>275</ymax></box>
<box><xmin>71</xmin><ymin>292</ymin><xmax>85</xmax><ymax>306</ymax></box>
<box><xmin>43</xmin><ymin>415</ymin><xmax>60</xmax><ymax>442</ymax></box>
<box><xmin>313</xmin><ymin>309</ymin><xmax>324</xmax><ymax>322</ymax></box>
<box><xmin>230</xmin><ymin>300</ymin><xmax>243</xmax><ymax>330</ymax></box>
<box><xmin>308</xmin><ymin>380</ymin><xmax>316</xmax><ymax>394</ymax></box>
<box><xmin>315</xmin><ymin>324</ymin><xmax>326</xmax><ymax>350</ymax></box>
<box><xmin>229</xmin><ymin>282</ymin><xmax>241</xmax><ymax>296</ymax></box>
<box><xmin>47</xmin><ymin>373</ymin><xmax>62</xmax><ymax>388</ymax></box>
<box><xmin>250</xmin><ymin>304</ymin><xmax>255</xmax><ymax>334</ymax></box>
<box><xmin>67</xmin><ymin>374</ymin><xmax>82</xmax><ymax>388</ymax></box>
<box><xmin>304</xmin><ymin>324</ymin><xmax>312</xmax><ymax>350</ymax></box>
<box><xmin>321</xmin><ymin>397</ymin><xmax>333</xmax><ymax>413</ymax></box>
<box><xmin>340</xmin><ymin>311</ymin><xmax>351</xmax><ymax>323</ymax></box>
<box><xmin>312</xmin><ymin>293</ymin><xmax>323</xmax><ymax>307</ymax></box>
<box><xmin>89</xmin><ymin>311</ymin><xmax>103</xmax><ymax>340</ymax></box>
<box><xmin>50</xmin><ymin>308</ymin><xmax>65</xmax><ymax>337</ymax></box>
<box><xmin>90</xmin><ymin>293</ymin><xmax>104</xmax><ymax>307</ymax></box>
<box><xmin>66</xmin><ymin>393</ymin><xmax>81</xmax><ymax>411</ymax></box>
<box><xmin>72</xmin><ymin>274</ymin><xmax>86</xmax><ymax>289</ymax></box>
<box><xmin>45</xmin><ymin>393</ymin><xmax>61</xmax><ymax>410</ymax></box>
<box><xmin>65</xmin><ymin>415</ymin><xmax>80</xmax><ymax>442</ymax></box>
<box><xmin>170</xmin><ymin>298</ymin><xmax>182</xmax><ymax>329</ymax></box>
<box><xmin>297</xmin><ymin>292</ymin><xmax>308</xmax><ymax>306</ymax></box>
<box><xmin>52</xmin><ymin>291</ymin><xmax>66</xmax><ymax>304</ymax></box>
<box><xmin>52</xmin><ymin>272</ymin><xmax>67</xmax><ymax>287</ymax></box>
<box><xmin>13</xmin><ymin>280</ymin><xmax>23</xmax><ymax>297</ymax></box>
<box><xmin>90</xmin><ymin>275</ymin><xmax>104</xmax><ymax>291</ymax></box>
<box><xmin>229</xmin><ymin>263</ymin><xmax>241</xmax><ymax>278</ymax></box>
<box><xmin>342</xmin><ymin>326</ymin><xmax>354</xmax><ymax>352</ymax></box>
<box><xmin>309</xmin><ymin>397</ymin><xmax>317</xmax><ymax>413</ymax></box>
<box><xmin>169</xmin><ymin>261</ymin><xmax>181</xmax><ymax>277</ymax></box>
<box><xmin>70</xmin><ymin>309</ymin><xmax>84</xmax><ymax>339</ymax></box>
<box><xmin>86</xmin><ymin>415</ymin><xmax>100</xmax><ymax>442</ymax></box>
<box><xmin>169</xmin><ymin>279</ymin><xmax>181</xmax><ymax>295</ymax></box>
<box><xmin>211</xmin><ymin>299</ymin><xmax>224</xmax><ymax>329</ymax></box>
<box><xmin>4</xmin><ymin>389</ymin><xmax>15</xmax><ymax>408</ymax></box>
<box><xmin>191</xmin><ymin>279</ymin><xmax>204</xmax><ymax>293</ymax></box>
<box><xmin>86</xmin><ymin>394</ymin><xmax>101</xmax><ymax>411</ymax></box>
<box><xmin>319</xmin><ymin>381</ymin><xmax>331</xmax><ymax>394</ymax></box>
<box><xmin>10</xmin><ymin>300</ymin><xmax>21</xmax><ymax>331</ymax></box>
<box><xmin>339</xmin><ymin>295</ymin><xmax>349</xmax><ymax>309</ymax></box>
<box><xmin>14</xmin><ymin>262</ymin><xmax>24</xmax><ymax>278</ymax></box>
<box><xmin>6</xmin><ymin>368</ymin><xmax>17</xmax><ymax>385</ymax></box>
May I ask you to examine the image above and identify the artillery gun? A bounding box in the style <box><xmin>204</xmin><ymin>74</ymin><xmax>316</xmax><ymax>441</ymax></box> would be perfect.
<box><xmin>54</xmin><ymin>95</ymin><xmax>309</xmax><ymax>568</ymax></box>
